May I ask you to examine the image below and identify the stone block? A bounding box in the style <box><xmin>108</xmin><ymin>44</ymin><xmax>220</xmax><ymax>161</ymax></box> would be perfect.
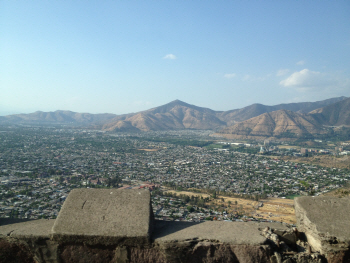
<box><xmin>52</xmin><ymin>189</ymin><xmax>153</xmax><ymax>246</ymax></box>
<box><xmin>154</xmin><ymin>221</ymin><xmax>287</xmax><ymax>245</ymax></box>
<box><xmin>295</xmin><ymin>196</ymin><xmax>350</xmax><ymax>255</ymax></box>
<box><xmin>153</xmin><ymin>221</ymin><xmax>289</xmax><ymax>262</ymax></box>
<box><xmin>0</xmin><ymin>219</ymin><xmax>54</xmax><ymax>240</ymax></box>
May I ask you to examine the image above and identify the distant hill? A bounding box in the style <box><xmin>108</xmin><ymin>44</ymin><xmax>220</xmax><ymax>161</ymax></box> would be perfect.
<box><xmin>216</xmin><ymin>96</ymin><xmax>347</xmax><ymax>126</ymax></box>
<box><xmin>309</xmin><ymin>97</ymin><xmax>350</xmax><ymax>126</ymax></box>
<box><xmin>1</xmin><ymin>96</ymin><xmax>349</xmax><ymax>139</ymax></box>
<box><xmin>103</xmin><ymin>97</ymin><xmax>348</xmax><ymax>132</ymax></box>
<box><xmin>217</xmin><ymin>109</ymin><xmax>325</xmax><ymax>139</ymax></box>
<box><xmin>0</xmin><ymin>110</ymin><xmax>117</xmax><ymax>125</ymax></box>
<box><xmin>102</xmin><ymin>100</ymin><xmax>226</xmax><ymax>132</ymax></box>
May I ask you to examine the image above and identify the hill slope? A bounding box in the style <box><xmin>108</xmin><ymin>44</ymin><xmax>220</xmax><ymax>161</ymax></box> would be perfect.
<box><xmin>218</xmin><ymin>109</ymin><xmax>324</xmax><ymax>139</ymax></box>
<box><xmin>309</xmin><ymin>97</ymin><xmax>350</xmax><ymax>126</ymax></box>
<box><xmin>1</xmin><ymin>96</ymin><xmax>348</xmax><ymax>136</ymax></box>
<box><xmin>216</xmin><ymin>96</ymin><xmax>347</xmax><ymax>126</ymax></box>
<box><xmin>0</xmin><ymin>110</ymin><xmax>117</xmax><ymax>125</ymax></box>
<box><xmin>102</xmin><ymin>100</ymin><xmax>226</xmax><ymax>132</ymax></box>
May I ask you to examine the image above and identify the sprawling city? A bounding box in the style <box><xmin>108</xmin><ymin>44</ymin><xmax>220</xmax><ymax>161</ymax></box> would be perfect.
<box><xmin>2</xmin><ymin>1</ymin><xmax>350</xmax><ymax>261</ymax></box>
<box><xmin>1</xmin><ymin>126</ymin><xmax>349</xmax><ymax>225</ymax></box>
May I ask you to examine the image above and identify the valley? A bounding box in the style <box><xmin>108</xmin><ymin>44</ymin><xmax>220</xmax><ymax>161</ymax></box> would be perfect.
<box><xmin>1</xmin><ymin>127</ymin><xmax>348</xmax><ymax>225</ymax></box>
<box><xmin>1</xmin><ymin>95</ymin><xmax>350</xmax><ymax>224</ymax></box>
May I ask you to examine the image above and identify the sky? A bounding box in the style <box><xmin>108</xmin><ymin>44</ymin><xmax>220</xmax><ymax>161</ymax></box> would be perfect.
<box><xmin>1</xmin><ymin>1</ymin><xmax>350</xmax><ymax>115</ymax></box>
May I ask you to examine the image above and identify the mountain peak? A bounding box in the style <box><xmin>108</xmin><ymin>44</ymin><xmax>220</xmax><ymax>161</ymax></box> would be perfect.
<box><xmin>167</xmin><ymin>99</ymin><xmax>189</xmax><ymax>106</ymax></box>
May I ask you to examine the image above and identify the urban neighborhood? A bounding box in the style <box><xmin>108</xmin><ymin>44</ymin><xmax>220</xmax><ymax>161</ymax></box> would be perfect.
<box><xmin>0</xmin><ymin>126</ymin><xmax>349</xmax><ymax>224</ymax></box>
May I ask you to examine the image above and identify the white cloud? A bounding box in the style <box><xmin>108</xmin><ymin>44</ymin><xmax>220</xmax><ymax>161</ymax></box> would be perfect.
<box><xmin>224</xmin><ymin>73</ymin><xmax>236</xmax><ymax>79</ymax></box>
<box><xmin>163</xmin><ymin>54</ymin><xmax>177</xmax><ymax>60</ymax></box>
<box><xmin>280</xmin><ymin>69</ymin><xmax>322</xmax><ymax>88</ymax></box>
<box><xmin>276</xmin><ymin>69</ymin><xmax>289</xmax><ymax>76</ymax></box>
<box><xmin>242</xmin><ymin>74</ymin><xmax>252</xmax><ymax>81</ymax></box>
<box><xmin>280</xmin><ymin>69</ymin><xmax>350</xmax><ymax>93</ymax></box>
<box><xmin>296</xmin><ymin>60</ymin><xmax>305</xmax><ymax>65</ymax></box>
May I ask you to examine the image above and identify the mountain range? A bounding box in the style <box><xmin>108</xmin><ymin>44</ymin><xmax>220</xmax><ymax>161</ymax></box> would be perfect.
<box><xmin>218</xmin><ymin>109</ymin><xmax>325</xmax><ymax>140</ymax></box>
<box><xmin>1</xmin><ymin>96</ymin><xmax>349</xmax><ymax>140</ymax></box>
<box><xmin>216</xmin><ymin>96</ymin><xmax>347</xmax><ymax>126</ymax></box>
<box><xmin>0</xmin><ymin>111</ymin><xmax>116</xmax><ymax>125</ymax></box>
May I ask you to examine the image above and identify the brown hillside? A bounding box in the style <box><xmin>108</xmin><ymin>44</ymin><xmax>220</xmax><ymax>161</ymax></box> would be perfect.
<box><xmin>218</xmin><ymin>109</ymin><xmax>324</xmax><ymax>138</ymax></box>
<box><xmin>2</xmin><ymin>97</ymin><xmax>348</xmax><ymax>134</ymax></box>
<box><xmin>1</xmin><ymin>110</ymin><xmax>117</xmax><ymax>124</ymax></box>
<box><xmin>309</xmin><ymin>97</ymin><xmax>350</xmax><ymax>126</ymax></box>
<box><xmin>102</xmin><ymin>100</ymin><xmax>226</xmax><ymax>132</ymax></box>
<box><xmin>216</xmin><ymin>96</ymin><xmax>347</xmax><ymax>125</ymax></box>
<box><xmin>103</xmin><ymin>120</ymin><xmax>141</xmax><ymax>132</ymax></box>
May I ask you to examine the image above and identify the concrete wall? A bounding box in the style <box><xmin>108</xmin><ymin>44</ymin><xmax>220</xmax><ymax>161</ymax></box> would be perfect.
<box><xmin>0</xmin><ymin>190</ymin><xmax>349</xmax><ymax>263</ymax></box>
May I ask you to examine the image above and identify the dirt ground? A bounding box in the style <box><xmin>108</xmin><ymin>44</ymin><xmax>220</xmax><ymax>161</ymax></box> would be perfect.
<box><xmin>254</xmin><ymin>198</ymin><xmax>296</xmax><ymax>224</ymax></box>
<box><xmin>166</xmin><ymin>190</ymin><xmax>211</xmax><ymax>198</ymax></box>
<box><xmin>164</xmin><ymin>190</ymin><xmax>296</xmax><ymax>224</ymax></box>
<box><xmin>323</xmin><ymin>186</ymin><xmax>350</xmax><ymax>198</ymax></box>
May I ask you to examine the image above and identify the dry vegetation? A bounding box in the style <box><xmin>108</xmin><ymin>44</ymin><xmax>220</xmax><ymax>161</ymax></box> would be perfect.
<box><xmin>165</xmin><ymin>190</ymin><xmax>296</xmax><ymax>224</ymax></box>
<box><xmin>322</xmin><ymin>185</ymin><xmax>350</xmax><ymax>198</ymax></box>
<box><xmin>255</xmin><ymin>198</ymin><xmax>296</xmax><ymax>224</ymax></box>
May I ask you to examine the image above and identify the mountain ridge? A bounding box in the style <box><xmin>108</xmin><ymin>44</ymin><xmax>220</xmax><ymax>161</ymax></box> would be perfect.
<box><xmin>309</xmin><ymin>97</ymin><xmax>350</xmax><ymax>126</ymax></box>
<box><xmin>0</xmin><ymin>110</ymin><xmax>117</xmax><ymax>124</ymax></box>
<box><xmin>216</xmin><ymin>96</ymin><xmax>347</xmax><ymax>126</ymax></box>
<box><xmin>102</xmin><ymin>100</ymin><xmax>226</xmax><ymax>132</ymax></box>
<box><xmin>217</xmin><ymin>109</ymin><xmax>325</xmax><ymax>139</ymax></box>
<box><xmin>1</xmin><ymin>96</ymin><xmax>348</xmax><ymax>139</ymax></box>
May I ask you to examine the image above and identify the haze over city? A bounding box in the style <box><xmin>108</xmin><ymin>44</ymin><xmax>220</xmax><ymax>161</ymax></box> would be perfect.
<box><xmin>1</xmin><ymin>1</ymin><xmax>350</xmax><ymax>116</ymax></box>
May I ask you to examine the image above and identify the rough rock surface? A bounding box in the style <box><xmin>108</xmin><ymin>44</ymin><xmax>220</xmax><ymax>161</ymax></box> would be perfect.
<box><xmin>152</xmin><ymin>221</ymin><xmax>289</xmax><ymax>263</ymax></box>
<box><xmin>52</xmin><ymin>188</ymin><xmax>154</xmax><ymax>246</ymax></box>
<box><xmin>0</xmin><ymin>219</ymin><xmax>54</xmax><ymax>239</ymax></box>
<box><xmin>1</xmin><ymin>191</ymin><xmax>350</xmax><ymax>262</ymax></box>
<box><xmin>154</xmin><ymin>220</ymin><xmax>287</xmax><ymax>244</ymax></box>
<box><xmin>0</xmin><ymin>238</ymin><xmax>35</xmax><ymax>263</ymax></box>
<box><xmin>295</xmin><ymin>196</ymin><xmax>350</xmax><ymax>262</ymax></box>
<box><xmin>0</xmin><ymin>219</ymin><xmax>58</xmax><ymax>262</ymax></box>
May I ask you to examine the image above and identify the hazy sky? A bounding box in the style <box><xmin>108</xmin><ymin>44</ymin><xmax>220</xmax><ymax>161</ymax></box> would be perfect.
<box><xmin>1</xmin><ymin>1</ymin><xmax>350</xmax><ymax>115</ymax></box>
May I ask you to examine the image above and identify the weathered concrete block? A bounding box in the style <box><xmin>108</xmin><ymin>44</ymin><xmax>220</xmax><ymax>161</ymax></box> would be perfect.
<box><xmin>0</xmin><ymin>219</ymin><xmax>57</xmax><ymax>263</ymax></box>
<box><xmin>0</xmin><ymin>238</ymin><xmax>35</xmax><ymax>263</ymax></box>
<box><xmin>154</xmin><ymin>221</ymin><xmax>287</xmax><ymax>245</ymax></box>
<box><xmin>0</xmin><ymin>219</ymin><xmax>54</xmax><ymax>240</ymax></box>
<box><xmin>295</xmin><ymin>196</ymin><xmax>350</xmax><ymax>256</ymax></box>
<box><xmin>153</xmin><ymin>221</ymin><xmax>289</xmax><ymax>262</ymax></box>
<box><xmin>52</xmin><ymin>189</ymin><xmax>154</xmax><ymax>246</ymax></box>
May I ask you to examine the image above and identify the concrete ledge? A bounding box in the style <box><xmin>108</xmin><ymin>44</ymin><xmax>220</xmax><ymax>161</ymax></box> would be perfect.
<box><xmin>0</xmin><ymin>218</ymin><xmax>335</xmax><ymax>262</ymax></box>
<box><xmin>0</xmin><ymin>220</ymin><xmax>286</xmax><ymax>263</ymax></box>
<box><xmin>153</xmin><ymin>221</ymin><xmax>289</xmax><ymax>263</ymax></box>
<box><xmin>52</xmin><ymin>189</ymin><xmax>154</xmax><ymax>246</ymax></box>
<box><xmin>2</xmin><ymin>191</ymin><xmax>350</xmax><ymax>262</ymax></box>
<box><xmin>154</xmin><ymin>221</ymin><xmax>288</xmax><ymax>245</ymax></box>
<box><xmin>0</xmin><ymin>219</ymin><xmax>54</xmax><ymax>240</ymax></box>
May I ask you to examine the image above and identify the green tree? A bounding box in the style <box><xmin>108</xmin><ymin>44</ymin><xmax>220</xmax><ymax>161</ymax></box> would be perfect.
<box><xmin>187</xmin><ymin>206</ymin><xmax>195</xmax><ymax>213</ymax></box>
<box><xmin>107</xmin><ymin>175</ymin><xmax>121</xmax><ymax>188</ymax></box>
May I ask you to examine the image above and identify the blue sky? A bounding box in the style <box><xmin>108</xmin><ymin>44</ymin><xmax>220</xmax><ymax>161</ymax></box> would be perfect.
<box><xmin>1</xmin><ymin>1</ymin><xmax>350</xmax><ymax>115</ymax></box>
